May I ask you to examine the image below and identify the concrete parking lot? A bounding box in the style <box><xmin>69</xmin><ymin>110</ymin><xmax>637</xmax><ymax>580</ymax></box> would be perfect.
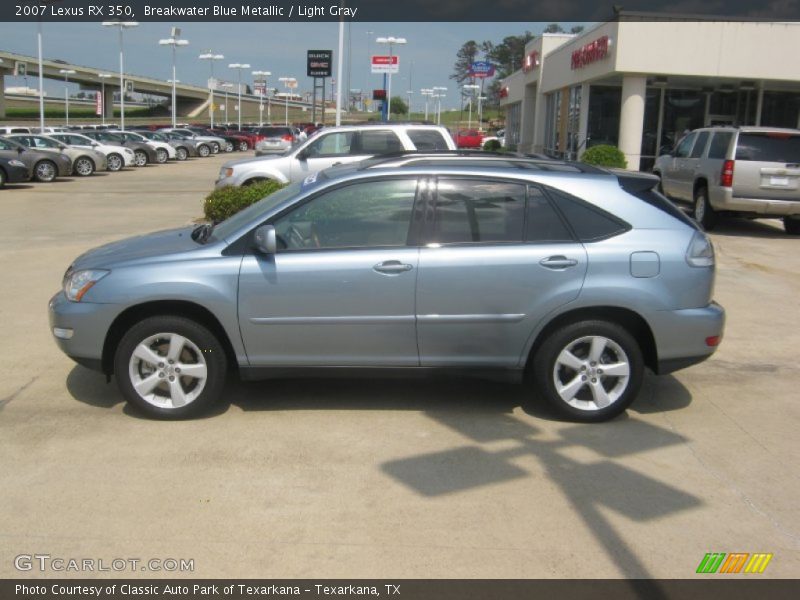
<box><xmin>0</xmin><ymin>155</ymin><xmax>798</xmax><ymax>579</ymax></box>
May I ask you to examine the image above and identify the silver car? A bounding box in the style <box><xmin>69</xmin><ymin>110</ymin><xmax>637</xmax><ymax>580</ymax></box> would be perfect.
<box><xmin>217</xmin><ymin>124</ymin><xmax>457</xmax><ymax>188</ymax></box>
<box><xmin>49</xmin><ymin>158</ymin><xmax>724</xmax><ymax>421</ymax></box>
<box><xmin>654</xmin><ymin>126</ymin><xmax>800</xmax><ymax>234</ymax></box>
<box><xmin>8</xmin><ymin>133</ymin><xmax>108</xmax><ymax>176</ymax></box>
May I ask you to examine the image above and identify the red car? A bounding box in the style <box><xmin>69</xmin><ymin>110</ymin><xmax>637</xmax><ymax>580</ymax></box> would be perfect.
<box><xmin>455</xmin><ymin>129</ymin><xmax>484</xmax><ymax>148</ymax></box>
<box><xmin>208</xmin><ymin>128</ymin><xmax>260</xmax><ymax>152</ymax></box>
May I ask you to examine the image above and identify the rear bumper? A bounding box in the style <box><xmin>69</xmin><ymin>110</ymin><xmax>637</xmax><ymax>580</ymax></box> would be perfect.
<box><xmin>649</xmin><ymin>302</ymin><xmax>725</xmax><ymax>375</ymax></box>
<box><xmin>710</xmin><ymin>187</ymin><xmax>800</xmax><ymax>216</ymax></box>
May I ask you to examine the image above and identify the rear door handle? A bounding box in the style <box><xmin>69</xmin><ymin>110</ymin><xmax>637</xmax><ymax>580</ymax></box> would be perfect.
<box><xmin>374</xmin><ymin>260</ymin><xmax>414</xmax><ymax>275</ymax></box>
<box><xmin>540</xmin><ymin>256</ymin><xmax>578</xmax><ymax>269</ymax></box>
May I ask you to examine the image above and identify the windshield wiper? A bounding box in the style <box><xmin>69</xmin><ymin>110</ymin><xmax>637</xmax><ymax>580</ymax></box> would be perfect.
<box><xmin>191</xmin><ymin>223</ymin><xmax>214</xmax><ymax>243</ymax></box>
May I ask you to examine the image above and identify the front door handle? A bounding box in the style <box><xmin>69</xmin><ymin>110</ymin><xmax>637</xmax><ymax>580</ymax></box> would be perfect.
<box><xmin>540</xmin><ymin>256</ymin><xmax>578</xmax><ymax>269</ymax></box>
<box><xmin>373</xmin><ymin>260</ymin><xmax>414</xmax><ymax>275</ymax></box>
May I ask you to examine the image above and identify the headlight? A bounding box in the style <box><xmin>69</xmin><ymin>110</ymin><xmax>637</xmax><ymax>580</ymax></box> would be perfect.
<box><xmin>8</xmin><ymin>159</ymin><xmax>25</xmax><ymax>167</ymax></box>
<box><xmin>222</xmin><ymin>167</ymin><xmax>234</xmax><ymax>179</ymax></box>
<box><xmin>63</xmin><ymin>269</ymin><xmax>110</xmax><ymax>302</ymax></box>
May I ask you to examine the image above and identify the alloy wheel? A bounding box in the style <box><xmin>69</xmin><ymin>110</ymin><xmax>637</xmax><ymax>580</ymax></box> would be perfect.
<box><xmin>134</xmin><ymin>151</ymin><xmax>148</xmax><ymax>167</ymax></box>
<box><xmin>176</xmin><ymin>147</ymin><xmax>188</xmax><ymax>161</ymax></box>
<box><xmin>35</xmin><ymin>161</ymin><xmax>56</xmax><ymax>182</ymax></box>
<box><xmin>156</xmin><ymin>148</ymin><xmax>169</xmax><ymax>164</ymax></box>
<box><xmin>107</xmin><ymin>154</ymin><xmax>123</xmax><ymax>171</ymax></box>
<box><xmin>75</xmin><ymin>157</ymin><xmax>94</xmax><ymax>177</ymax></box>
<box><xmin>238</xmin><ymin>140</ymin><xmax>249</xmax><ymax>151</ymax></box>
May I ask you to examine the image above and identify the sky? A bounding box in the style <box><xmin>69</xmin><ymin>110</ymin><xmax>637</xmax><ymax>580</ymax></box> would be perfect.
<box><xmin>0</xmin><ymin>21</ymin><xmax>589</xmax><ymax>110</ymax></box>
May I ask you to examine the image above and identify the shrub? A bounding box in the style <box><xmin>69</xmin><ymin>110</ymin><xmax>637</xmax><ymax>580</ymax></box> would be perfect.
<box><xmin>580</xmin><ymin>144</ymin><xmax>627</xmax><ymax>169</ymax></box>
<box><xmin>203</xmin><ymin>180</ymin><xmax>285</xmax><ymax>223</ymax></box>
<box><xmin>483</xmin><ymin>139</ymin><xmax>502</xmax><ymax>152</ymax></box>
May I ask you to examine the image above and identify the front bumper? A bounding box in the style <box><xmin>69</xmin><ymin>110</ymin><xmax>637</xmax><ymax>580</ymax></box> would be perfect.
<box><xmin>48</xmin><ymin>291</ymin><xmax>121</xmax><ymax>373</ymax></box>
<box><xmin>4</xmin><ymin>164</ymin><xmax>31</xmax><ymax>183</ymax></box>
<box><xmin>649</xmin><ymin>302</ymin><xmax>725</xmax><ymax>375</ymax></box>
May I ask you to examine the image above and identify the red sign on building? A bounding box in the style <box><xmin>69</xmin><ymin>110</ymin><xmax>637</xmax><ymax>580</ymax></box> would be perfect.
<box><xmin>522</xmin><ymin>51</ymin><xmax>540</xmax><ymax>73</ymax></box>
<box><xmin>570</xmin><ymin>36</ymin><xmax>611</xmax><ymax>70</ymax></box>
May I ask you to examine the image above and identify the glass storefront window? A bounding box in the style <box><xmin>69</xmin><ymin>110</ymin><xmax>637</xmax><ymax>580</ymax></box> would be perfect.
<box><xmin>586</xmin><ymin>86</ymin><xmax>621</xmax><ymax>150</ymax></box>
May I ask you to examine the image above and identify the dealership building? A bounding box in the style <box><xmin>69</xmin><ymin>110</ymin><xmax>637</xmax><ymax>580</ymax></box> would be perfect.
<box><xmin>498</xmin><ymin>17</ymin><xmax>800</xmax><ymax>171</ymax></box>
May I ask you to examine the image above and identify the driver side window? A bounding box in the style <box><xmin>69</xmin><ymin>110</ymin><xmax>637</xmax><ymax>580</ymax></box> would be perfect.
<box><xmin>273</xmin><ymin>178</ymin><xmax>418</xmax><ymax>251</ymax></box>
<box><xmin>675</xmin><ymin>133</ymin><xmax>696</xmax><ymax>158</ymax></box>
<box><xmin>306</xmin><ymin>132</ymin><xmax>353</xmax><ymax>157</ymax></box>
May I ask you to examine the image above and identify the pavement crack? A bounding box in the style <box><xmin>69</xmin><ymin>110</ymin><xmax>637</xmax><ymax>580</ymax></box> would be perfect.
<box><xmin>0</xmin><ymin>377</ymin><xmax>38</xmax><ymax>411</ymax></box>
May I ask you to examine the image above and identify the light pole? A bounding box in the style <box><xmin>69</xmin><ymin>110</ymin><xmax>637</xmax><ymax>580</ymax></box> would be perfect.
<box><xmin>252</xmin><ymin>70</ymin><xmax>271</xmax><ymax>127</ymax></box>
<box><xmin>463</xmin><ymin>83</ymin><xmax>479</xmax><ymax>129</ymax></box>
<box><xmin>406</xmin><ymin>90</ymin><xmax>413</xmax><ymax>121</ymax></box>
<box><xmin>420</xmin><ymin>88</ymin><xmax>433</xmax><ymax>121</ymax></box>
<box><xmin>365</xmin><ymin>30</ymin><xmax>373</xmax><ymax>101</ymax></box>
<box><xmin>278</xmin><ymin>77</ymin><xmax>296</xmax><ymax>126</ymax></box>
<box><xmin>228</xmin><ymin>63</ymin><xmax>251</xmax><ymax>131</ymax></box>
<box><xmin>97</xmin><ymin>73</ymin><xmax>112</xmax><ymax>125</ymax></box>
<box><xmin>58</xmin><ymin>69</ymin><xmax>75</xmax><ymax>126</ymax></box>
<box><xmin>199</xmin><ymin>51</ymin><xmax>224</xmax><ymax>127</ymax></box>
<box><xmin>433</xmin><ymin>86</ymin><xmax>447</xmax><ymax>126</ymax></box>
<box><xmin>102</xmin><ymin>20</ymin><xmax>139</xmax><ymax>131</ymax></box>
<box><xmin>375</xmin><ymin>36</ymin><xmax>406</xmax><ymax>121</ymax></box>
<box><xmin>159</xmin><ymin>29</ymin><xmax>189</xmax><ymax>129</ymax></box>
<box><xmin>220</xmin><ymin>82</ymin><xmax>234</xmax><ymax>124</ymax></box>
<box><xmin>477</xmin><ymin>95</ymin><xmax>487</xmax><ymax>132</ymax></box>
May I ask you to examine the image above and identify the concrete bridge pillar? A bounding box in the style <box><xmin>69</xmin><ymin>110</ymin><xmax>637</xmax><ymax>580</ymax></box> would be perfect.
<box><xmin>0</xmin><ymin>70</ymin><xmax>7</xmax><ymax>119</ymax></box>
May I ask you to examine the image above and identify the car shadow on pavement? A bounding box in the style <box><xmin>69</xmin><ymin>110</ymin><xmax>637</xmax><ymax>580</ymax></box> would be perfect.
<box><xmin>710</xmin><ymin>217</ymin><xmax>792</xmax><ymax>238</ymax></box>
<box><xmin>2</xmin><ymin>184</ymin><xmax>36</xmax><ymax>190</ymax></box>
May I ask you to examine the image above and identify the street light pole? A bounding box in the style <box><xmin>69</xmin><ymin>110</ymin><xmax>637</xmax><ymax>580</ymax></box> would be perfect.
<box><xmin>58</xmin><ymin>69</ymin><xmax>75</xmax><ymax>126</ymax></box>
<box><xmin>252</xmin><ymin>70</ymin><xmax>271</xmax><ymax>127</ymax></box>
<box><xmin>97</xmin><ymin>74</ymin><xmax>112</xmax><ymax>125</ymax></box>
<box><xmin>228</xmin><ymin>63</ymin><xmax>251</xmax><ymax>131</ymax></box>
<box><xmin>279</xmin><ymin>77</ymin><xmax>296</xmax><ymax>126</ymax></box>
<box><xmin>463</xmin><ymin>84</ymin><xmax>479</xmax><ymax>129</ymax></box>
<box><xmin>432</xmin><ymin>86</ymin><xmax>447</xmax><ymax>126</ymax></box>
<box><xmin>159</xmin><ymin>29</ymin><xmax>189</xmax><ymax>129</ymax></box>
<box><xmin>199</xmin><ymin>51</ymin><xmax>224</xmax><ymax>128</ymax></box>
<box><xmin>102</xmin><ymin>20</ymin><xmax>138</xmax><ymax>131</ymax></box>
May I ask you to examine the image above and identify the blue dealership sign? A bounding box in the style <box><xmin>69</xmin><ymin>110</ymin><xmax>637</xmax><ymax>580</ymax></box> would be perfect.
<box><xmin>469</xmin><ymin>61</ymin><xmax>496</xmax><ymax>78</ymax></box>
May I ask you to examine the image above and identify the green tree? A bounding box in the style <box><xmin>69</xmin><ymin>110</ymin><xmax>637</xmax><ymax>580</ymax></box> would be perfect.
<box><xmin>544</xmin><ymin>23</ymin><xmax>565</xmax><ymax>33</ymax></box>
<box><xmin>451</xmin><ymin>40</ymin><xmax>480</xmax><ymax>85</ymax></box>
<box><xmin>570</xmin><ymin>25</ymin><xmax>585</xmax><ymax>34</ymax></box>
<box><xmin>480</xmin><ymin>32</ymin><xmax>535</xmax><ymax>107</ymax></box>
<box><xmin>390</xmin><ymin>96</ymin><xmax>408</xmax><ymax>115</ymax></box>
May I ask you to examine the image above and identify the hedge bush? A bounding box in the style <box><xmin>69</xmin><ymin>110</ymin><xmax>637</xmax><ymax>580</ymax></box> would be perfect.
<box><xmin>580</xmin><ymin>144</ymin><xmax>628</xmax><ymax>169</ymax></box>
<box><xmin>204</xmin><ymin>180</ymin><xmax>285</xmax><ymax>223</ymax></box>
<box><xmin>483</xmin><ymin>139</ymin><xmax>502</xmax><ymax>152</ymax></box>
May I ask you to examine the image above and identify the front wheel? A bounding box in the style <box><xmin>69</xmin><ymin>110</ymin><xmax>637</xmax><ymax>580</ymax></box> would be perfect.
<box><xmin>73</xmin><ymin>157</ymin><xmax>95</xmax><ymax>177</ymax></box>
<box><xmin>107</xmin><ymin>153</ymin><xmax>123</xmax><ymax>171</ymax></box>
<box><xmin>210</xmin><ymin>142</ymin><xmax>220</xmax><ymax>154</ymax></box>
<box><xmin>155</xmin><ymin>148</ymin><xmax>169</xmax><ymax>164</ymax></box>
<box><xmin>114</xmin><ymin>316</ymin><xmax>227</xmax><ymax>419</ymax></box>
<box><xmin>238</xmin><ymin>140</ymin><xmax>249</xmax><ymax>152</ymax></box>
<box><xmin>34</xmin><ymin>160</ymin><xmax>57</xmax><ymax>182</ymax></box>
<box><xmin>693</xmin><ymin>186</ymin><xmax>717</xmax><ymax>230</ymax></box>
<box><xmin>0</xmin><ymin>168</ymin><xmax>6</xmax><ymax>188</ymax></box>
<box><xmin>134</xmin><ymin>150</ymin><xmax>148</xmax><ymax>167</ymax></box>
<box><xmin>784</xmin><ymin>216</ymin><xmax>800</xmax><ymax>236</ymax></box>
<box><xmin>532</xmin><ymin>320</ymin><xmax>644</xmax><ymax>422</ymax></box>
<box><xmin>224</xmin><ymin>141</ymin><xmax>235</xmax><ymax>153</ymax></box>
<box><xmin>175</xmin><ymin>146</ymin><xmax>188</xmax><ymax>161</ymax></box>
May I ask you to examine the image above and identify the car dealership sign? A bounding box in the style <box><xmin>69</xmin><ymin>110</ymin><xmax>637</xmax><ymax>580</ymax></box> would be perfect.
<box><xmin>307</xmin><ymin>50</ymin><xmax>333</xmax><ymax>78</ymax></box>
<box><xmin>571</xmin><ymin>35</ymin><xmax>612</xmax><ymax>70</ymax></box>
<box><xmin>371</xmin><ymin>55</ymin><xmax>399</xmax><ymax>74</ymax></box>
<box><xmin>469</xmin><ymin>61</ymin><xmax>495</xmax><ymax>78</ymax></box>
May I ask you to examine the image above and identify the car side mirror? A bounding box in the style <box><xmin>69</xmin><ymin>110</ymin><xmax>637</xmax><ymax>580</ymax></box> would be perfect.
<box><xmin>253</xmin><ymin>225</ymin><xmax>277</xmax><ymax>255</ymax></box>
<box><xmin>17</xmin><ymin>147</ymin><xmax>24</xmax><ymax>154</ymax></box>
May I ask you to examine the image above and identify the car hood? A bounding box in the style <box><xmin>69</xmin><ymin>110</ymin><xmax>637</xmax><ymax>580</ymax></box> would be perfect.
<box><xmin>71</xmin><ymin>226</ymin><xmax>203</xmax><ymax>270</ymax></box>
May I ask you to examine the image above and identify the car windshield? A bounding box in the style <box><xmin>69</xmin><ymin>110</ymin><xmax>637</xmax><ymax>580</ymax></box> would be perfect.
<box><xmin>210</xmin><ymin>180</ymin><xmax>307</xmax><ymax>242</ymax></box>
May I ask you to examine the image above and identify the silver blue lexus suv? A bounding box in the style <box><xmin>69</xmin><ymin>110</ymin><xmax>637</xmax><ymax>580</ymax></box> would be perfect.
<box><xmin>49</xmin><ymin>155</ymin><xmax>725</xmax><ymax>421</ymax></box>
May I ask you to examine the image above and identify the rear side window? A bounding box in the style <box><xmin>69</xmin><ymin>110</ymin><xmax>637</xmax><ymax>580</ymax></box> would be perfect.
<box><xmin>690</xmin><ymin>132</ymin><xmax>709</xmax><ymax>158</ymax></box>
<box><xmin>735</xmin><ymin>133</ymin><xmax>800</xmax><ymax>163</ymax></box>
<box><xmin>431</xmin><ymin>179</ymin><xmax>526</xmax><ymax>243</ymax></box>
<box><xmin>407</xmin><ymin>129</ymin><xmax>449</xmax><ymax>150</ymax></box>
<box><xmin>357</xmin><ymin>130</ymin><xmax>403</xmax><ymax>154</ymax></box>
<box><xmin>708</xmin><ymin>132</ymin><xmax>733</xmax><ymax>159</ymax></box>
<box><xmin>525</xmin><ymin>187</ymin><xmax>573</xmax><ymax>242</ymax></box>
<box><xmin>546</xmin><ymin>188</ymin><xmax>629</xmax><ymax>242</ymax></box>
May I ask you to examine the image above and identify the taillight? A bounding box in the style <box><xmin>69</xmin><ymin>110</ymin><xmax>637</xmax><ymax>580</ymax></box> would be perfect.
<box><xmin>686</xmin><ymin>231</ymin><xmax>715</xmax><ymax>268</ymax></box>
<box><xmin>282</xmin><ymin>134</ymin><xmax>293</xmax><ymax>142</ymax></box>
<box><xmin>720</xmin><ymin>160</ymin><xmax>734</xmax><ymax>187</ymax></box>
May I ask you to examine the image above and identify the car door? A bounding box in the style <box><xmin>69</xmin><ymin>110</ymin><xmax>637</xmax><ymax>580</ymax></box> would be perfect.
<box><xmin>668</xmin><ymin>132</ymin><xmax>697</xmax><ymax>201</ymax></box>
<box><xmin>291</xmin><ymin>129</ymin><xmax>403</xmax><ymax>180</ymax></box>
<box><xmin>415</xmin><ymin>178</ymin><xmax>588</xmax><ymax>368</ymax></box>
<box><xmin>237</xmin><ymin>177</ymin><xmax>422</xmax><ymax>366</ymax></box>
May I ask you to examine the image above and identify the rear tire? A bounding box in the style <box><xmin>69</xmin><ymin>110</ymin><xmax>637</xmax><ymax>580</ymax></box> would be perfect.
<box><xmin>0</xmin><ymin>168</ymin><xmax>6</xmax><ymax>188</ymax></box>
<box><xmin>155</xmin><ymin>148</ymin><xmax>169</xmax><ymax>164</ymax></box>
<box><xmin>224</xmin><ymin>141</ymin><xmax>235</xmax><ymax>153</ymax></box>
<box><xmin>238</xmin><ymin>140</ymin><xmax>249</xmax><ymax>151</ymax></box>
<box><xmin>114</xmin><ymin>315</ymin><xmax>227</xmax><ymax>420</ymax></box>
<box><xmin>210</xmin><ymin>142</ymin><xmax>220</xmax><ymax>154</ymax></box>
<box><xmin>532</xmin><ymin>320</ymin><xmax>644</xmax><ymax>423</ymax></box>
<box><xmin>107</xmin><ymin>153</ymin><xmax>123</xmax><ymax>171</ymax></box>
<box><xmin>197</xmin><ymin>144</ymin><xmax>211</xmax><ymax>158</ymax></box>
<box><xmin>693</xmin><ymin>186</ymin><xmax>717</xmax><ymax>230</ymax></box>
<box><xmin>784</xmin><ymin>216</ymin><xmax>800</xmax><ymax>236</ymax></box>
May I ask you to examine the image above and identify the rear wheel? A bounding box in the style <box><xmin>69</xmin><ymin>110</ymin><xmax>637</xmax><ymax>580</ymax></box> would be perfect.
<box><xmin>784</xmin><ymin>216</ymin><xmax>800</xmax><ymax>236</ymax></box>
<box><xmin>532</xmin><ymin>320</ymin><xmax>644</xmax><ymax>422</ymax></box>
<box><xmin>107</xmin><ymin>153</ymin><xmax>123</xmax><ymax>171</ymax></box>
<box><xmin>210</xmin><ymin>142</ymin><xmax>220</xmax><ymax>154</ymax></box>
<box><xmin>155</xmin><ymin>148</ymin><xmax>169</xmax><ymax>164</ymax></box>
<box><xmin>175</xmin><ymin>147</ymin><xmax>188</xmax><ymax>161</ymax></box>
<box><xmin>238</xmin><ymin>140</ymin><xmax>249</xmax><ymax>151</ymax></box>
<box><xmin>224</xmin><ymin>141</ymin><xmax>235</xmax><ymax>153</ymax></box>
<box><xmin>693</xmin><ymin>186</ymin><xmax>717</xmax><ymax>230</ymax></box>
<box><xmin>114</xmin><ymin>316</ymin><xmax>227</xmax><ymax>420</ymax></box>
<box><xmin>34</xmin><ymin>160</ymin><xmax>57</xmax><ymax>182</ymax></box>
<box><xmin>74</xmin><ymin>156</ymin><xmax>95</xmax><ymax>177</ymax></box>
<box><xmin>134</xmin><ymin>150</ymin><xmax>148</xmax><ymax>167</ymax></box>
<box><xmin>197</xmin><ymin>144</ymin><xmax>211</xmax><ymax>158</ymax></box>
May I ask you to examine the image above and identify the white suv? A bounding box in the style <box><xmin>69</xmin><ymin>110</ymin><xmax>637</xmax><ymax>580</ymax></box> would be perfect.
<box><xmin>216</xmin><ymin>124</ymin><xmax>456</xmax><ymax>188</ymax></box>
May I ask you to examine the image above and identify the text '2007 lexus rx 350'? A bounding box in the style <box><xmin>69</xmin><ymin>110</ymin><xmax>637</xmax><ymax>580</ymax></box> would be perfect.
<box><xmin>49</xmin><ymin>156</ymin><xmax>724</xmax><ymax>421</ymax></box>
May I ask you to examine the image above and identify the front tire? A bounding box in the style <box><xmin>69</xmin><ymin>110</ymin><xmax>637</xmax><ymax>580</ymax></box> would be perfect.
<box><xmin>532</xmin><ymin>320</ymin><xmax>644</xmax><ymax>422</ymax></box>
<box><xmin>0</xmin><ymin>168</ymin><xmax>6</xmax><ymax>188</ymax></box>
<box><xmin>238</xmin><ymin>140</ymin><xmax>249</xmax><ymax>152</ymax></box>
<box><xmin>155</xmin><ymin>148</ymin><xmax>169</xmax><ymax>164</ymax></box>
<box><xmin>74</xmin><ymin>156</ymin><xmax>95</xmax><ymax>177</ymax></box>
<box><xmin>693</xmin><ymin>186</ymin><xmax>717</xmax><ymax>230</ymax></box>
<box><xmin>114</xmin><ymin>316</ymin><xmax>227</xmax><ymax>419</ymax></box>
<box><xmin>175</xmin><ymin>147</ymin><xmax>188</xmax><ymax>161</ymax></box>
<box><xmin>107</xmin><ymin>153</ymin><xmax>123</xmax><ymax>171</ymax></box>
<box><xmin>34</xmin><ymin>160</ymin><xmax>57</xmax><ymax>182</ymax></box>
<box><xmin>784</xmin><ymin>216</ymin><xmax>800</xmax><ymax>236</ymax></box>
<box><xmin>134</xmin><ymin>150</ymin><xmax>148</xmax><ymax>167</ymax></box>
<box><xmin>224</xmin><ymin>141</ymin><xmax>235</xmax><ymax>153</ymax></box>
<box><xmin>210</xmin><ymin>142</ymin><xmax>220</xmax><ymax>154</ymax></box>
